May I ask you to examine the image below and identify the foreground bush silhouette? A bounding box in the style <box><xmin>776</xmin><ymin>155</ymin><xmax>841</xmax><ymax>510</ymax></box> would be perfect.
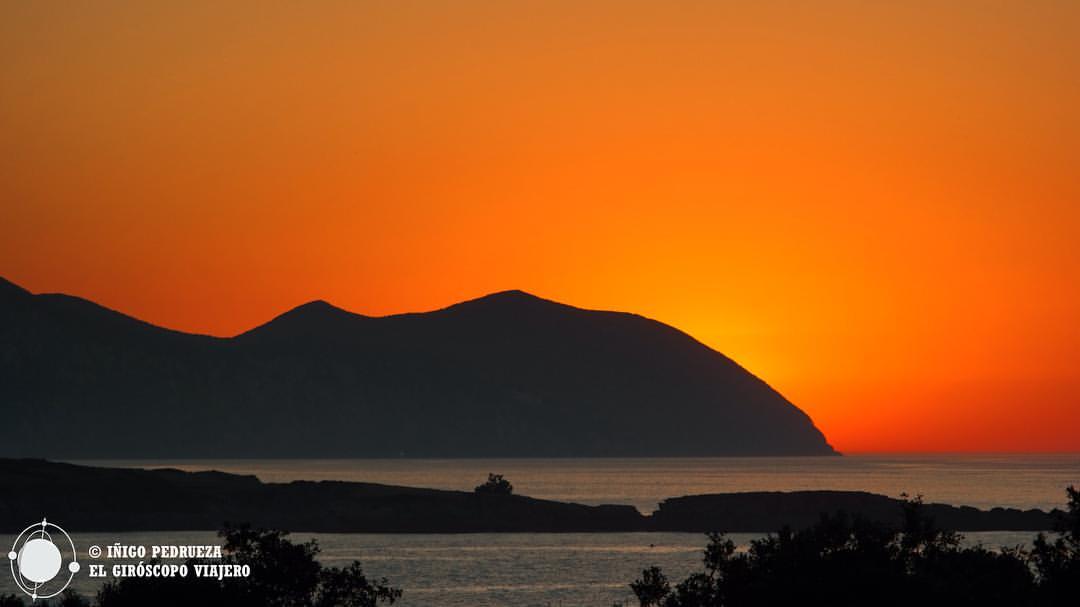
<box><xmin>1032</xmin><ymin>486</ymin><xmax>1080</xmax><ymax>605</ymax></box>
<box><xmin>94</xmin><ymin>524</ymin><xmax>400</xmax><ymax>607</ymax></box>
<box><xmin>632</xmin><ymin>488</ymin><xmax>1080</xmax><ymax>607</ymax></box>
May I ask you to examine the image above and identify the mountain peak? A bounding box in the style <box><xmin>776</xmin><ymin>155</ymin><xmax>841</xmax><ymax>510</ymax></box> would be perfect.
<box><xmin>489</xmin><ymin>289</ymin><xmax>535</xmax><ymax>298</ymax></box>
<box><xmin>288</xmin><ymin>299</ymin><xmax>347</xmax><ymax>315</ymax></box>
<box><xmin>472</xmin><ymin>289</ymin><xmax>548</xmax><ymax>304</ymax></box>
<box><xmin>443</xmin><ymin>289</ymin><xmax>569</xmax><ymax>313</ymax></box>
<box><xmin>239</xmin><ymin>299</ymin><xmax>366</xmax><ymax>339</ymax></box>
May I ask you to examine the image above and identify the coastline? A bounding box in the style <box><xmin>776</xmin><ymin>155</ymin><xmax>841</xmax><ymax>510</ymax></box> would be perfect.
<box><xmin>0</xmin><ymin>459</ymin><xmax>1061</xmax><ymax>534</ymax></box>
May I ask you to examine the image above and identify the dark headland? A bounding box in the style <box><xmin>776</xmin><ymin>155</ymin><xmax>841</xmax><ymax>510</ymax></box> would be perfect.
<box><xmin>0</xmin><ymin>460</ymin><xmax>1057</xmax><ymax>533</ymax></box>
<box><xmin>0</xmin><ymin>276</ymin><xmax>834</xmax><ymax>458</ymax></box>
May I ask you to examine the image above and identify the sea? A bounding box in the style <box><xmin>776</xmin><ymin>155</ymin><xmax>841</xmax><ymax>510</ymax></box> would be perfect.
<box><xmin>11</xmin><ymin>455</ymin><xmax>1079</xmax><ymax>606</ymax></box>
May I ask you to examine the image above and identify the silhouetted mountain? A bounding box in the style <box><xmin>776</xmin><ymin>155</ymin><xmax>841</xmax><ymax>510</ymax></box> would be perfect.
<box><xmin>0</xmin><ymin>277</ymin><xmax>835</xmax><ymax>457</ymax></box>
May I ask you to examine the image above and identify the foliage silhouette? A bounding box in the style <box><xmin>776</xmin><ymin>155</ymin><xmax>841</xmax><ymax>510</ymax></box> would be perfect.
<box><xmin>474</xmin><ymin>473</ymin><xmax>514</xmax><ymax>496</ymax></box>
<box><xmin>57</xmin><ymin>590</ymin><xmax>90</xmax><ymax>607</ymax></box>
<box><xmin>632</xmin><ymin>488</ymin><xmax>1080</xmax><ymax>607</ymax></box>
<box><xmin>1032</xmin><ymin>486</ymin><xmax>1080</xmax><ymax>605</ymax></box>
<box><xmin>631</xmin><ymin>566</ymin><xmax>670</xmax><ymax>606</ymax></box>
<box><xmin>91</xmin><ymin>524</ymin><xmax>400</xmax><ymax>607</ymax></box>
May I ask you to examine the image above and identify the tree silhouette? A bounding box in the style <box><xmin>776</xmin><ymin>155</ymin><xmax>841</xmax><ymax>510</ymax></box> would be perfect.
<box><xmin>474</xmin><ymin>473</ymin><xmax>513</xmax><ymax>495</ymax></box>
<box><xmin>58</xmin><ymin>590</ymin><xmax>90</xmax><ymax>607</ymax></box>
<box><xmin>314</xmin><ymin>562</ymin><xmax>403</xmax><ymax>607</ymax></box>
<box><xmin>95</xmin><ymin>524</ymin><xmax>400</xmax><ymax>607</ymax></box>
<box><xmin>631</xmin><ymin>566</ymin><xmax>670</xmax><ymax>606</ymax></box>
<box><xmin>630</xmin><ymin>490</ymin><xmax>1080</xmax><ymax>607</ymax></box>
<box><xmin>1032</xmin><ymin>485</ymin><xmax>1080</xmax><ymax>606</ymax></box>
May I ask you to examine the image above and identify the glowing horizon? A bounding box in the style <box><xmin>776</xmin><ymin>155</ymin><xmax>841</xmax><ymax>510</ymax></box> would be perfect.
<box><xmin>3</xmin><ymin>1</ymin><xmax>1078</xmax><ymax>453</ymax></box>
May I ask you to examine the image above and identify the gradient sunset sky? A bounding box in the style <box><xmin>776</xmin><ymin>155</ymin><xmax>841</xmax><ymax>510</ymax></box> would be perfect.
<box><xmin>3</xmin><ymin>1</ymin><xmax>1078</xmax><ymax>453</ymax></box>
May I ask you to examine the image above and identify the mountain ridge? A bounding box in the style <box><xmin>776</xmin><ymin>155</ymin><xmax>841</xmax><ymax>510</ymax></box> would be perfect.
<box><xmin>0</xmin><ymin>276</ymin><xmax>836</xmax><ymax>458</ymax></box>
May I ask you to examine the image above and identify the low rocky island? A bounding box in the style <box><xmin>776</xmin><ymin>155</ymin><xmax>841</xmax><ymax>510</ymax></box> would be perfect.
<box><xmin>0</xmin><ymin>459</ymin><xmax>1060</xmax><ymax>534</ymax></box>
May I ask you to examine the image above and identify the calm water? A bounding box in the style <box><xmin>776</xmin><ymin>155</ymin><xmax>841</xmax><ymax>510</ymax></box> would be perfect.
<box><xmin>36</xmin><ymin>455</ymin><xmax>1077</xmax><ymax>605</ymax></box>
<box><xmin>80</xmin><ymin>454</ymin><xmax>1080</xmax><ymax>512</ymax></box>
<box><xmin>1</xmin><ymin>531</ymin><xmax>1041</xmax><ymax>606</ymax></box>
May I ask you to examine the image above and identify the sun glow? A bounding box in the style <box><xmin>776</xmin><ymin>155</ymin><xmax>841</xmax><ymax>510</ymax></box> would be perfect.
<box><xmin>2</xmin><ymin>1</ymin><xmax>1078</xmax><ymax>452</ymax></box>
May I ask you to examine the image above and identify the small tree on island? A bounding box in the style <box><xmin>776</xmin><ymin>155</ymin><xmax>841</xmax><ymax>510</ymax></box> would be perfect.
<box><xmin>474</xmin><ymin>473</ymin><xmax>513</xmax><ymax>496</ymax></box>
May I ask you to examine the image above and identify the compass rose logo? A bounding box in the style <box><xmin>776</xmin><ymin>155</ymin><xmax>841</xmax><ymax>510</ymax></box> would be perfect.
<box><xmin>8</xmin><ymin>518</ymin><xmax>80</xmax><ymax>601</ymax></box>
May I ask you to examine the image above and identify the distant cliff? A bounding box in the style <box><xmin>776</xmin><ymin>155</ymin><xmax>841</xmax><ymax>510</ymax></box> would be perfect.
<box><xmin>0</xmin><ymin>277</ymin><xmax>834</xmax><ymax>458</ymax></box>
<box><xmin>0</xmin><ymin>460</ymin><xmax>1058</xmax><ymax>533</ymax></box>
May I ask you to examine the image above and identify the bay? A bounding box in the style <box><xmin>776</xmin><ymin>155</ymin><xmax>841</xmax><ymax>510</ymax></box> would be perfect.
<box><xmin>19</xmin><ymin>454</ymin><xmax>1076</xmax><ymax>605</ymax></box>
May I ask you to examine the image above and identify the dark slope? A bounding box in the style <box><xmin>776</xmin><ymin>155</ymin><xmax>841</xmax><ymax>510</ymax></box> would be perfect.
<box><xmin>0</xmin><ymin>278</ymin><xmax>835</xmax><ymax>457</ymax></box>
<box><xmin>0</xmin><ymin>459</ymin><xmax>643</xmax><ymax>533</ymax></box>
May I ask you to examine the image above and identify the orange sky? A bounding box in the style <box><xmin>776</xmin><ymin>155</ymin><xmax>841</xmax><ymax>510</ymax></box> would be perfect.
<box><xmin>2</xmin><ymin>1</ymin><xmax>1078</xmax><ymax>453</ymax></box>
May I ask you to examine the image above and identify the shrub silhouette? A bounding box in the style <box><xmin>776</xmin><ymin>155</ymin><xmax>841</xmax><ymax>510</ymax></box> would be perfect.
<box><xmin>1033</xmin><ymin>486</ymin><xmax>1080</xmax><ymax>605</ymax></box>
<box><xmin>94</xmin><ymin>524</ymin><xmax>400</xmax><ymax>607</ymax></box>
<box><xmin>632</xmin><ymin>488</ymin><xmax>1080</xmax><ymax>607</ymax></box>
<box><xmin>630</xmin><ymin>566</ymin><xmax>670</xmax><ymax>606</ymax></box>
<box><xmin>474</xmin><ymin>473</ymin><xmax>513</xmax><ymax>495</ymax></box>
